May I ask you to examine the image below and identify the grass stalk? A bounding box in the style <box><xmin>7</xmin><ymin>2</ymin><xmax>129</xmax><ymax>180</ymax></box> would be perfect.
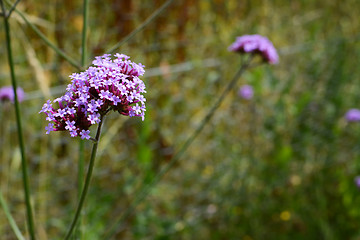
<box><xmin>0</xmin><ymin>1</ymin><xmax>36</xmax><ymax>239</ymax></box>
<box><xmin>64</xmin><ymin>116</ymin><xmax>104</xmax><ymax>240</ymax></box>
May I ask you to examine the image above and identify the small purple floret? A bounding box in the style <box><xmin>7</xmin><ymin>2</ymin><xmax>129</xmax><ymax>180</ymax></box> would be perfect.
<box><xmin>80</xmin><ymin>130</ymin><xmax>91</xmax><ymax>140</ymax></box>
<box><xmin>40</xmin><ymin>53</ymin><xmax>146</xmax><ymax>139</ymax></box>
<box><xmin>45</xmin><ymin>123</ymin><xmax>55</xmax><ymax>134</ymax></box>
<box><xmin>228</xmin><ymin>34</ymin><xmax>279</xmax><ymax>64</ymax></box>
<box><xmin>345</xmin><ymin>109</ymin><xmax>360</xmax><ymax>122</ymax></box>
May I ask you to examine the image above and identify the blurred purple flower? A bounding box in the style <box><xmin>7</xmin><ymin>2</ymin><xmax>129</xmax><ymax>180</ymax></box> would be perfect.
<box><xmin>40</xmin><ymin>53</ymin><xmax>146</xmax><ymax>138</ymax></box>
<box><xmin>228</xmin><ymin>34</ymin><xmax>279</xmax><ymax>64</ymax></box>
<box><xmin>0</xmin><ymin>86</ymin><xmax>25</xmax><ymax>103</ymax></box>
<box><xmin>238</xmin><ymin>85</ymin><xmax>253</xmax><ymax>100</ymax></box>
<box><xmin>345</xmin><ymin>109</ymin><xmax>360</xmax><ymax>122</ymax></box>
<box><xmin>355</xmin><ymin>176</ymin><xmax>360</xmax><ymax>188</ymax></box>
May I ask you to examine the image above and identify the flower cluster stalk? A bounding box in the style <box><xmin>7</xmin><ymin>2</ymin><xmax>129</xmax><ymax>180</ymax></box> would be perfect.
<box><xmin>64</xmin><ymin>116</ymin><xmax>104</xmax><ymax>240</ymax></box>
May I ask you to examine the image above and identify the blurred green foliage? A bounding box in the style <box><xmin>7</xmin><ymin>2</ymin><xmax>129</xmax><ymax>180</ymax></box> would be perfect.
<box><xmin>1</xmin><ymin>0</ymin><xmax>360</xmax><ymax>239</ymax></box>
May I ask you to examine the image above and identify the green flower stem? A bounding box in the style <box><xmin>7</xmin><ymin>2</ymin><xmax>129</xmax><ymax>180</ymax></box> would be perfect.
<box><xmin>0</xmin><ymin>1</ymin><xmax>37</xmax><ymax>239</ymax></box>
<box><xmin>77</xmin><ymin>0</ymin><xmax>89</xmax><ymax>238</ymax></box>
<box><xmin>64</xmin><ymin>116</ymin><xmax>104</xmax><ymax>240</ymax></box>
<box><xmin>4</xmin><ymin>0</ymin><xmax>81</xmax><ymax>70</ymax></box>
<box><xmin>103</xmin><ymin>56</ymin><xmax>254</xmax><ymax>238</ymax></box>
<box><xmin>78</xmin><ymin>0</ymin><xmax>90</xmax><ymax>184</ymax></box>
<box><xmin>104</xmin><ymin>0</ymin><xmax>174</xmax><ymax>56</ymax></box>
<box><xmin>0</xmin><ymin>190</ymin><xmax>26</xmax><ymax>240</ymax></box>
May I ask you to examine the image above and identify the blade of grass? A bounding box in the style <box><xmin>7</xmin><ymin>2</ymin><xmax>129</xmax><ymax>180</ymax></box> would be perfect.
<box><xmin>0</xmin><ymin>190</ymin><xmax>26</xmax><ymax>240</ymax></box>
<box><xmin>0</xmin><ymin>0</ymin><xmax>36</xmax><ymax>239</ymax></box>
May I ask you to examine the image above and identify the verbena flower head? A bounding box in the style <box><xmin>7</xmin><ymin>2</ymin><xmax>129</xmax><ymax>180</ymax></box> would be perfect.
<box><xmin>228</xmin><ymin>34</ymin><xmax>279</xmax><ymax>64</ymax></box>
<box><xmin>345</xmin><ymin>109</ymin><xmax>360</xmax><ymax>122</ymax></box>
<box><xmin>238</xmin><ymin>84</ymin><xmax>254</xmax><ymax>100</ymax></box>
<box><xmin>0</xmin><ymin>86</ymin><xmax>25</xmax><ymax>103</ymax></box>
<box><xmin>40</xmin><ymin>53</ymin><xmax>146</xmax><ymax>139</ymax></box>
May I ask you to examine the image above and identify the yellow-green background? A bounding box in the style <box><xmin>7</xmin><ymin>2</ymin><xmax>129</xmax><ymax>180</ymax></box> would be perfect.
<box><xmin>1</xmin><ymin>0</ymin><xmax>360</xmax><ymax>239</ymax></box>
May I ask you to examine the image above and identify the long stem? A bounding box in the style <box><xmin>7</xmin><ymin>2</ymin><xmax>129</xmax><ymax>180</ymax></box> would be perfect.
<box><xmin>77</xmin><ymin>0</ymin><xmax>89</xmax><ymax>238</ymax></box>
<box><xmin>103</xmin><ymin>56</ymin><xmax>253</xmax><ymax>238</ymax></box>
<box><xmin>78</xmin><ymin>0</ymin><xmax>89</xmax><ymax>193</ymax></box>
<box><xmin>64</xmin><ymin>117</ymin><xmax>104</xmax><ymax>240</ymax></box>
<box><xmin>0</xmin><ymin>190</ymin><xmax>26</xmax><ymax>240</ymax></box>
<box><xmin>0</xmin><ymin>1</ymin><xmax>36</xmax><ymax>239</ymax></box>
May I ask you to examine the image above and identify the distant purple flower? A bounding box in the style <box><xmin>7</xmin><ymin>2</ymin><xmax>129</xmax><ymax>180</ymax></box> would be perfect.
<box><xmin>40</xmin><ymin>53</ymin><xmax>146</xmax><ymax>138</ymax></box>
<box><xmin>355</xmin><ymin>176</ymin><xmax>360</xmax><ymax>188</ymax></box>
<box><xmin>238</xmin><ymin>85</ymin><xmax>254</xmax><ymax>100</ymax></box>
<box><xmin>0</xmin><ymin>86</ymin><xmax>25</xmax><ymax>103</ymax></box>
<box><xmin>228</xmin><ymin>34</ymin><xmax>279</xmax><ymax>64</ymax></box>
<box><xmin>345</xmin><ymin>109</ymin><xmax>360</xmax><ymax>122</ymax></box>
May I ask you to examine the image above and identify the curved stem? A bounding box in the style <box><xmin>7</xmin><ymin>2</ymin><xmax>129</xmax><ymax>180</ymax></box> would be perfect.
<box><xmin>64</xmin><ymin>117</ymin><xmax>104</xmax><ymax>240</ymax></box>
<box><xmin>0</xmin><ymin>1</ymin><xmax>36</xmax><ymax>239</ymax></box>
<box><xmin>103</xmin><ymin>56</ymin><xmax>254</xmax><ymax>238</ymax></box>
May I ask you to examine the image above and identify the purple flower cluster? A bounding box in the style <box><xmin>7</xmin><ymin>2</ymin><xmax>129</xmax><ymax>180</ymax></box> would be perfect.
<box><xmin>228</xmin><ymin>34</ymin><xmax>279</xmax><ymax>64</ymax></box>
<box><xmin>40</xmin><ymin>53</ymin><xmax>146</xmax><ymax>139</ymax></box>
<box><xmin>0</xmin><ymin>86</ymin><xmax>25</xmax><ymax>103</ymax></box>
<box><xmin>345</xmin><ymin>109</ymin><xmax>360</xmax><ymax>122</ymax></box>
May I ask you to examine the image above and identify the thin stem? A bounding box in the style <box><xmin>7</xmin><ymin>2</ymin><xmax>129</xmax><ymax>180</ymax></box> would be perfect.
<box><xmin>4</xmin><ymin>0</ymin><xmax>81</xmax><ymax>70</ymax></box>
<box><xmin>78</xmin><ymin>0</ymin><xmax>89</xmax><ymax>195</ymax></box>
<box><xmin>104</xmin><ymin>0</ymin><xmax>174</xmax><ymax>56</ymax></box>
<box><xmin>103</xmin><ymin>56</ymin><xmax>254</xmax><ymax>238</ymax></box>
<box><xmin>0</xmin><ymin>1</ymin><xmax>36</xmax><ymax>239</ymax></box>
<box><xmin>64</xmin><ymin>117</ymin><xmax>104</xmax><ymax>240</ymax></box>
<box><xmin>77</xmin><ymin>0</ymin><xmax>89</xmax><ymax>238</ymax></box>
<box><xmin>0</xmin><ymin>190</ymin><xmax>26</xmax><ymax>240</ymax></box>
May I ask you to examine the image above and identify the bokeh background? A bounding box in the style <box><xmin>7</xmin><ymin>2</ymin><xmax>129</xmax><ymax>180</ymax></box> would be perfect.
<box><xmin>1</xmin><ymin>0</ymin><xmax>360</xmax><ymax>239</ymax></box>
